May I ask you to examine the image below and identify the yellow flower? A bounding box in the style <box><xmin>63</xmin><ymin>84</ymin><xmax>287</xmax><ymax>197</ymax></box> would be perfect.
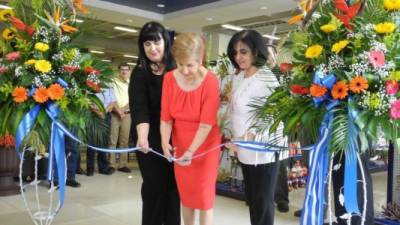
<box><xmin>320</xmin><ymin>24</ymin><xmax>337</xmax><ymax>33</ymax></box>
<box><xmin>24</xmin><ymin>59</ymin><xmax>36</xmax><ymax>65</ymax></box>
<box><xmin>2</xmin><ymin>28</ymin><xmax>16</xmax><ymax>40</ymax></box>
<box><xmin>0</xmin><ymin>9</ymin><xmax>15</xmax><ymax>22</ymax></box>
<box><xmin>34</xmin><ymin>60</ymin><xmax>52</xmax><ymax>73</ymax></box>
<box><xmin>384</xmin><ymin>0</ymin><xmax>400</xmax><ymax>10</ymax></box>
<box><xmin>374</xmin><ymin>22</ymin><xmax>397</xmax><ymax>34</ymax></box>
<box><xmin>331</xmin><ymin>40</ymin><xmax>350</xmax><ymax>54</ymax></box>
<box><xmin>305</xmin><ymin>44</ymin><xmax>323</xmax><ymax>59</ymax></box>
<box><xmin>34</xmin><ymin>42</ymin><xmax>49</xmax><ymax>52</ymax></box>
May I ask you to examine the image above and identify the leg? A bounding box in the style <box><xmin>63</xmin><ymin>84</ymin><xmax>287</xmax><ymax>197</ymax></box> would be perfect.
<box><xmin>275</xmin><ymin>158</ymin><xmax>289</xmax><ymax>212</ymax></box>
<box><xmin>199</xmin><ymin>208</ymin><xmax>213</xmax><ymax>225</ymax></box>
<box><xmin>137</xmin><ymin>150</ymin><xmax>180</xmax><ymax>225</ymax></box>
<box><xmin>182</xmin><ymin>206</ymin><xmax>195</xmax><ymax>225</ymax></box>
<box><xmin>86</xmin><ymin>147</ymin><xmax>95</xmax><ymax>174</ymax></box>
<box><xmin>242</xmin><ymin>163</ymin><xmax>278</xmax><ymax>225</ymax></box>
<box><xmin>109</xmin><ymin>113</ymin><xmax>120</xmax><ymax>168</ymax></box>
<box><xmin>117</xmin><ymin>114</ymin><xmax>131</xmax><ymax>168</ymax></box>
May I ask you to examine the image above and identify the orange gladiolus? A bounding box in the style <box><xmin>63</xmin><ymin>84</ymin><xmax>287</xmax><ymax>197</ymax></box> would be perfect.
<box><xmin>349</xmin><ymin>76</ymin><xmax>368</xmax><ymax>93</ymax></box>
<box><xmin>332</xmin><ymin>81</ymin><xmax>349</xmax><ymax>100</ymax></box>
<box><xmin>12</xmin><ymin>86</ymin><xmax>28</xmax><ymax>103</ymax></box>
<box><xmin>310</xmin><ymin>84</ymin><xmax>327</xmax><ymax>97</ymax></box>
<box><xmin>33</xmin><ymin>87</ymin><xmax>49</xmax><ymax>103</ymax></box>
<box><xmin>48</xmin><ymin>83</ymin><xmax>65</xmax><ymax>100</ymax></box>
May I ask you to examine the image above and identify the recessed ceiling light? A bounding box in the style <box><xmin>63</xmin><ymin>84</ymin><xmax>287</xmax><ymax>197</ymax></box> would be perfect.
<box><xmin>90</xmin><ymin>50</ymin><xmax>105</xmax><ymax>54</ymax></box>
<box><xmin>123</xmin><ymin>54</ymin><xmax>138</xmax><ymax>59</ymax></box>
<box><xmin>101</xmin><ymin>59</ymin><xmax>112</xmax><ymax>62</ymax></box>
<box><xmin>263</xmin><ymin>34</ymin><xmax>280</xmax><ymax>40</ymax></box>
<box><xmin>127</xmin><ymin>62</ymin><xmax>137</xmax><ymax>66</ymax></box>
<box><xmin>206</xmin><ymin>17</ymin><xmax>213</xmax><ymax>21</ymax></box>
<box><xmin>221</xmin><ymin>24</ymin><xmax>244</xmax><ymax>31</ymax></box>
<box><xmin>114</xmin><ymin>26</ymin><xmax>138</xmax><ymax>33</ymax></box>
<box><xmin>260</xmin><ymin>6</ymin><xmax>268</xmax><ymax>10</ymax></box>
<box><xmin>0</xmin><ymin>4</ymin><xmax>12</xmax><ymax>9</ymax></box>
<box><xmin>157</xmin><ymin>4</ymin><xmax>165</xmax><ymax>8</ymax></box>
<box><xmin>127</xmin><ymin>19</ymin><xmax>133</xmax><ymax>22</ymax></box>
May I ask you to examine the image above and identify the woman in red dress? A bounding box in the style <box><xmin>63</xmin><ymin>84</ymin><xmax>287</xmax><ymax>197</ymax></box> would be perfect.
<box><xmin>160</xmin><ymin>33</ymin><xmax>221</xmax><ymax>225</ymax></box>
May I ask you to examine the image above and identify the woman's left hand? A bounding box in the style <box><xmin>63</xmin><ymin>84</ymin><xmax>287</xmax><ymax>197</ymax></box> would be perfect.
<box><xmin>176</xmin><ymin>150</ymin><xmax>193</xmax><ymax>166</ymax></box>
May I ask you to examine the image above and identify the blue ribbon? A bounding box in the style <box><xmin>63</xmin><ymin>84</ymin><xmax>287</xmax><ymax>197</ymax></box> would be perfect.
<box><xmin>312</xmin><ymin>72</ymin><xmax>339</xmax><ymax>110</ymax></box>
<box><xmin>343</xmin><ymin>98</ymin><xmax>360</xmax><ymax>214</ymax></box>
<box><xmin>301</xmin><ymin>111</ymin><xmax>333</xmax><ymax>225</ymax></box>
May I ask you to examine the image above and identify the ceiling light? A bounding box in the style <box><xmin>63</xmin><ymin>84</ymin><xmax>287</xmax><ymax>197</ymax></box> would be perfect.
<box><xmin>260</xmin><ymin>6</ymin><xmax>268</xmax><ymax>10</ymax></box>
<box><xmin>263</xmin><ymin>34</ymin><xmax>280</xmax><ymax>40</ymax></box>
<box><xmin>157</xmin><ymin>4</ymin><xmax>165</xmax><ymax>8</ymax></box>
<box><xmin>114</xmin><ymin>26</ymin><xmax>138</xmax><ymax>33</ymax></box>
<box><xmin>123</xmin><ymin>54</ymin><xmax>138</xmax><ymax>59</ymax></box>
<box><xmin>206</xmin><ymin>17</ymin><xmax>213</xmax><ymax>21</ymax></box>
<box><xmin>74</xmin><ymin>19</ymin><xmax>84</xmax><ymax>23</ymax></box>
<box><xmin>101</xmin><ymin>59</ymin><xmax>112</xmax><ymax>62</ymax></box>
<box><xmin>0</xmin><ymin>4</ymin><xmax>12</xmax><ymax>9</ymax></box>
<box><xmin>221</xmin><ymin>24</ymin><xmax>244</xmax><ymax>31</ymax></box>
<box><xmin>90</xmin><ymin>50</ymin><xmax>105</xmax><ymax>54</ymax></box>
<box><xmin>127</xmin><ymin>62</ymin><xmax>137</xmax><ymax>66</ymax></box>
<box><xmin>127</xmin><ymin>19</ymin><xmax>133</xmax><ymax>22</ymax></box>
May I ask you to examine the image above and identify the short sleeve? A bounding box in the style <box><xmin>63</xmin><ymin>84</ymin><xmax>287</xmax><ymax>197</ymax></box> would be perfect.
<box><xmin>200</xmin><ymin>73</ymin><xmax>220</xmax><ymax>125</ymax></box>
<box><xmin>160</xmin><ymin>71</ymin><xmax>173</xmax><ymax>122</ymax></box>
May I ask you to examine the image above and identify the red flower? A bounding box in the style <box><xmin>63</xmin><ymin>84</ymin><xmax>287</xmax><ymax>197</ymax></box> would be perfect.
<box><xmin>10</xmin><ymin>16</ymin><xmax>26</xmax><ymax>31</ymax></box>
<box><xmin>280</xmin><ymin>63</ymin><xmax>293</xmax><ymax>74</ymax></box>
<box><xmin>86</xmin><ymin>80</ymin><xmax>100</xmax><ymax>92</ymax></box>
<box><xmin>63</xmin><ymin>65</ymin><xmax>80</xmax><ymax>73</ymax></box>
<box><xmin>291</xmin><ymin>84</ymin><xmax>309</xmax><ymax>95</ymax></box>
<box><xmin>0</xmin><ymin>66</ymin><xmax>8</xmax><ymax>73</ymax></box>
<box><xmin>84</xmin><ymin>67</ymin><xmax>100</xmax><ymax>75</ymax></box>
<box><xmin>26</xmin><ymin>26</ymin><xmax>35</xmax><ymax>36</ymax></box>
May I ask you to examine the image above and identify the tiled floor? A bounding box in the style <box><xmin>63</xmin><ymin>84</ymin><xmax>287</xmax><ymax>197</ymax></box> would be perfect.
<box><xmin>0</xmin><ymin>168</ymin><xmax>388</xmax><ymax>225</ymax></box>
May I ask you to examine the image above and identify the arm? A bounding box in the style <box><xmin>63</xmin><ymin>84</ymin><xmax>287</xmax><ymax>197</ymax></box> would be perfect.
<box><xmin>160</xmin><ymin>71</ymin><xmax>174</xmax><ymax>158</ymax></box>
<box><xmin>160</xmin><ymin>120</ymin><xmax>173</xmax><ymax>159</ymax></box>
<box><xmin>129</xmin><ymin>67</ymin><xmax>150</xmax><ymax>152</ymax></box>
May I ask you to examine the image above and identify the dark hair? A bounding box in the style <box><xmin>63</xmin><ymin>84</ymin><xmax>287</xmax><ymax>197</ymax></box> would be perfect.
<box><xmin>227</xmin><ymin>30</ymin><xmax>268</xmax><ymax>69</ymax></box>
<box><xmin>118</xmin><ymin>62</ymin><xmax>130</xmax><ymax>69</ymax></box>
<box><xmin>137</xmin><ymin>21</ymin><xmax>175</xmax><ymax>72</ymax></box>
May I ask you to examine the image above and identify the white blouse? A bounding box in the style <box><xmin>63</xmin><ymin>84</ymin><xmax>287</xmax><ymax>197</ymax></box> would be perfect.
<box><xmin>229</xmin><ymin>67</ymin><xmax>285</xmax><ymax>165</ymax></box>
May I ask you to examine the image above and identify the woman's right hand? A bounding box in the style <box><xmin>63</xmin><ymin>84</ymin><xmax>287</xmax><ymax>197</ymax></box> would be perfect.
<box><xmin>137</xmin><ymin>138</ymin><xmax>150</xmax><ymax>153</ymax></box>
<box><xmin>162</xmin><ymin>143</ymin><xmax>175</xmax><ymax>161</ymax></box>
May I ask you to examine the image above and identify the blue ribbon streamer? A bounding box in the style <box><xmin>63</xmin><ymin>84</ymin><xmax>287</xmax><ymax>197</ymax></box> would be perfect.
<box><xmin>343</xmin><ymin>99</ymin><xmax>360</xmax><ymax>214</ymax></box>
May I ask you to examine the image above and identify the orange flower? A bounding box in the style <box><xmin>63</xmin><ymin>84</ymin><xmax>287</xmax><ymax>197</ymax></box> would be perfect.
<box><xmin>33</xmin><ymin>87</ymin><xmax>49</xmax><ymax>103</ymax></box>
<box><xmin>48</xmin><ymin>83</ymin><xmax>65</xmax><ymax>100</ymax></box>
<box><xmin>349</xmin><ymin>76</ymin><xmax>368</xmax><ymax>93</ymax></box>
<box><xmin>10</xmin><ymin>16</ymin><xmax>26</xmax><ymax>31</ymax></box>
<box><xmin>12</xmin><ymin>86</ymin><xmax>28</xmax><ymax>103</ymax></box>
<box><xmin>73</xmin><ymin>0</ymin><xmax>88</xmax><ymax>14</ymax></box>
<box><xmin>310</xmin><ymin>84</ymin><xmax>327</xmax><ymax>97</ymax></box>
<box><xmin>331</xmin><ymin>81</ymin><xmax>348</xmax><ymax>100</ymax></box>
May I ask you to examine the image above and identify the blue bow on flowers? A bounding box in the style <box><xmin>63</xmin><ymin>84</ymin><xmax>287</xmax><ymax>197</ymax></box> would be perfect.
<box><xmin>301</xmin><ymin>71</ymin><xmax>360</xmax><ymax>225</ymax></box>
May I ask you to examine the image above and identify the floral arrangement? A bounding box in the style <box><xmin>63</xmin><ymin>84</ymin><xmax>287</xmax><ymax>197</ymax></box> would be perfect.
<box><xmin>253</xmin><ymin>0</ymin><xmax>400</xmax><ymax>223</ymax></box>
<box><xmin>255</xmin><ymin>0</ymin><xmax>400</xmax><ymax>151</ymax></box>
<box><xmin>0</xmin><ymin>0</ymin><xmax>113</xmax><ymax>149</ymax></box>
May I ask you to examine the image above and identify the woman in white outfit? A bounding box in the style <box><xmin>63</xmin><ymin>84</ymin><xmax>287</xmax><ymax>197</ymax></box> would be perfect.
<box><xmin>226</xmin><ymin>29</ymin><xmax>283</xmax><ymax>225</ymax></box>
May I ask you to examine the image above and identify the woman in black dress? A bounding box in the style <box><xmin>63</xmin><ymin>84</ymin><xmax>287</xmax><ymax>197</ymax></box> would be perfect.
<box><xmin>129</xmin><ymin>21</ymin><xmax>180</xmax><ymax>225</ymax></box>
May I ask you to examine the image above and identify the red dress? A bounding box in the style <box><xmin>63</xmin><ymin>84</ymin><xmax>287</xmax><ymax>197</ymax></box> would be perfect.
<box><xmin>161</xmin><ymin>70</ymin><xmax>221</xmax><ymax>210</ymax></box>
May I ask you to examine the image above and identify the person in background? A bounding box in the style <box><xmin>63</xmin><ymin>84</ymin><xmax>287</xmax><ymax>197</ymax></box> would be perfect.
<box><xmin>109</xmin><ymin>62</ymin><xmax>132</xmax><ymax>173</ymax></box>
<box><xmin>129</xmin><ymin>21</ymin><xmax>180</xmax><ymax>225</ymax></box>
<box><xmin>226</xmin><ymin>29</ymin><xmax>283</xmax><ymax>225</ymax></box>
<box><xmin>160</xmin><ymin>32</ymin><xmax>221</xmax><ymax>225</ymax></box>
<box><xmin>86</xmin><ymin>87</ymin><xmax>117</xmax><ymax>176</ymax></box>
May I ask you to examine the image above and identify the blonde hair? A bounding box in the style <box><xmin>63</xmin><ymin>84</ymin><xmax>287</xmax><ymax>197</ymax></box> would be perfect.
<box><xmin>172</xmin><ymin>32</ymin><xmax>207</xmax><ymax>64</ymax></box>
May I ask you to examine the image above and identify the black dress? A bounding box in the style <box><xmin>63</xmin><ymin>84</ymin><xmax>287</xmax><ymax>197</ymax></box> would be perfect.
<box><xmin>129</xmin><ymin>66</ymin><xmax>180</xmax><ymax>225</ymax></box>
